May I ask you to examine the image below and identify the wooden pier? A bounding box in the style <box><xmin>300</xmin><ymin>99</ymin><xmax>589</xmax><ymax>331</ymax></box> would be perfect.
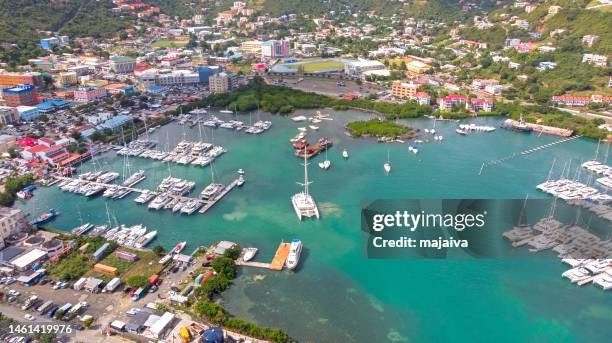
<box><xmin>270</xmin><ymin>242</ymin><xmax>291</xmax><ymax>271</ymax></box>
<box><xmin>198</xmin><ymin>178</ymin><xmax>240</xmax><ymax>213</ymax></box>
<box><xmin>235</xmin><ymin>242</ymin><xmax>291</xmax><ymax>271</ymax></box>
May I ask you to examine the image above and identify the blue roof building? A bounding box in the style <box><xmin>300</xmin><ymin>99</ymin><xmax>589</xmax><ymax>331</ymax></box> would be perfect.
<box><xmin>96</xmin><ymin>115</ymin><xmax>132</xmax><ymax>132</ymax></box>
<box><xmin>40</xmin><ymin>38</ymin><xmax>60</xmax><ymax>50</ymax></box>
<box><xmin>36</xmin><ymin>99</ymin><xmax>69</xmax><ymax>114</ymax></box>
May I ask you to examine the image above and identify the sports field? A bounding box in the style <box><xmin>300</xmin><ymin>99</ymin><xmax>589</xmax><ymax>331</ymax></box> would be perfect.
<box><xmin>152</xmin><ymin>40</ymin><xmax>189</xmax><ymax>48</ymax></box>
<box><xmin>300</xmin><ymin>59</ymin><xmax>345</xmax><ymax>72</ymax></box>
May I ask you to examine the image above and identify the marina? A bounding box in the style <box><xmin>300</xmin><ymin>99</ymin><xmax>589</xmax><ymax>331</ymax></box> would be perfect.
<box><xmin>18</xmin><ymin>112</ymin><xmax>612</xmax><ymax>343</ymax></box>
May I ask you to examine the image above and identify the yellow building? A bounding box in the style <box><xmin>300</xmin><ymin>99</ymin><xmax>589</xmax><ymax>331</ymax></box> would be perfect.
<box><xmin>391</xmin><ymin>81</ymin><xmax>419</xmax><ymax>99</ymax></box>
<box><xmin>240</xmin><ymin>40</ymin><xmax>263</xmax><ymax>55</ymax></box>
<box><xmin>406</xmin><ymin>60</ymin><xmax>430</xmax><ymax>74</ymax></box>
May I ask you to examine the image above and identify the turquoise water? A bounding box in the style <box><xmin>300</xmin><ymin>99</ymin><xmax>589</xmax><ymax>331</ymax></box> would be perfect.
<box><xmin>16</xmin><ymin>110</ymin><xmax>612</xmax><ymax>342</ymax></box>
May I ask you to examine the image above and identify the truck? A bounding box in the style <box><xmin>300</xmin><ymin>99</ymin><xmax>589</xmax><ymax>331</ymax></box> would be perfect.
<box><xmin>131</xmin><ymin>287</ymin><xmax>146</xmax><ymax>301</ymax></box>
<box><xmin>54</xmin><ymin>303</ymin><xmax>72</xmax><ymax>319</ymax></box>
<box><xmin>37</xmin><ymin>300</ymin><xmax>54</xmax><ymax>313</ymax></box>
<box><xmin>21</xmin><ymin>295</ymin><xmax>38</xmax><ymax>310</ymax></box>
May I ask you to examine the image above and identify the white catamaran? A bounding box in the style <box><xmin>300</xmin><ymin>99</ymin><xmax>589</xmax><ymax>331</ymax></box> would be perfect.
<box><xmin>292</xmin><ymin>148</ymin><xmax>319</xmax><ymax>220</ymax></box>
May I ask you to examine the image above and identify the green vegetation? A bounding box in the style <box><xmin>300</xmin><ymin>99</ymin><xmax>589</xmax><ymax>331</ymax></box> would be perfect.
<box><xmin>126</xmin><ymin>275</ymin><xmax>149</xmax><ymax>289</ymax></box>
<box><xmin>495</xmin><ymin>102</ymin><xmax>607</xmax><ymax>140</ymax></box>
<box><xmin>47</xmin><ymin>236</ymin><xmax>117</xmax><ymax>281</ymax></box>
<box><xmin>298</xmin><ymin>60</ymin><xmax>345</xmax><ymax>73</ymax></box>
<box><xmin>193</xmin><ymin>300</ymin><xmax>294</xmax><ymax>343</ymax></box>
<box><xmin>0</xmin><ymin>0</ymin><xmax>130</xmax><ymax>64</ymax></box>
<box><xmin>346</xmin><ymin>119</ymin><xmax>416</xmax><ymax>138</ymax></box>
<box><xmin>0</xmin><ymin>174</ymin><xmax>34</xmax><ymax>207</ymax></box>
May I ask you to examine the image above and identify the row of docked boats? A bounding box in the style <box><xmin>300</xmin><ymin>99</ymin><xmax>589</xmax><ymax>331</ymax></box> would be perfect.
<box><xmin>157</xmin><ymin>176</ymin><xmax>195</xmax><ymax>196</ymax></box>
<box><xmin>113</xmin><ymin>139</ymin><xmax>156</xmax><ymax>157</ymax></box>
<box><xmin>119</xmin><ymin>140</ymin><xmax>226</xmax><ymax>167</ymax></box>
<box><xmin>503</xmin><ymin>217</ymin><xmax>612</xmax><ymax>290</ymax></box>
<box><xmin>456</xmin><ymin>123</ymin><xmax>496</xmax><ymax>135</ymax></box>
<box><xmin>536</xmin><ymin>179</ymin><xmax>612</xmax><ymax>202</ymax></box>
<box><xmin>581</xmin><ymin>160</ymin><xmax>612</xmax><ymax>189</ymax></box>
<box><xmin>102</xmin><ymin>224</ymin><xmax>158</xmax><ymax>249</ymax></box>
<box><xmin>200</xmin><ymin>114</ymin><xmax>272</xmax><ymax>135</ymax></box>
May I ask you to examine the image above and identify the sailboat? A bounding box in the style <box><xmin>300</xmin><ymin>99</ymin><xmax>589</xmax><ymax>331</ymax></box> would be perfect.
<box><xmin>318</xmin><ymin>148</ymin><xmax>331</xmax><ymax>170</ymax></box>
<box><xmin>292</xmin><ymin>147</ymin><xmax>320</xmax><ymax>220</ymax></box>
<box><xmin>384</xmin><ymin>150</ymin><xmax>391</xmax><ymax>174</ymax></box>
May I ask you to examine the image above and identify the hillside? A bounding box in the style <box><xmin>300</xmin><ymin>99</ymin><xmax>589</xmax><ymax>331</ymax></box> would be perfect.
<box><xmin>0</xmin><ymin>0</ymin><xmax>129</xmax><ymax>45</ymax></box>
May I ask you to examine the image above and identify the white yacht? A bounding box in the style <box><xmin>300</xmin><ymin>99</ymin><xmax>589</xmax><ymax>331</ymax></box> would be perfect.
<box><xmin>134</xmin><ymin>190</ymin><xmax>155</xmax><ymax>204</ymax></box>
<box><xmin>242</xmin><ymin>247</ymin><xmax>258</xmax><ymax>262</ymax></box>
<box><xmin>237</xmin><ymin>174</ymin><xmax>245</xmax><ymax>187</ymax></box>
<box><xmin>181</xmin><ymin>200</ymin><xmax>203</xmax><ymax>215</ymax></box>
<box><xmin>148</xmin><ymin>194</ymin><xmax>170</xmax><ymax>210</ymax></box>
<box><xmin>292</xmin><ymin>150</ymin><xmax>319</xmax><ymax>220</ymax></box>
<box><xmin>200</xmin><ymin>183</ymin><xmax>225</xmax><ymax>200</ymax></box>
<box><xmin>285</xmin><ymin>239</ymin><xmax>302</xmax><ymax>270</ymax></box>
<box><xmin>135</xmin><ymin>230</ymin><xmax>157</xmax><ymax>248</ymax></box>
<box><xmin>122</xmin><ymin>170</ymin><xmax>146</xmax><ymax>187</ymax></box>
<box><xmin>342</xmin><ymin>149</ymin><xmax>349</xmax><ymax>159</ymax></box>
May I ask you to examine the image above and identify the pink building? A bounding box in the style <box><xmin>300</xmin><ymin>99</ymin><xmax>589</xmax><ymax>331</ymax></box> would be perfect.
<box><xmin>73</xmin><ymin>87</ymin><xmax>107</xmax><ymax>103</ymax></box>
<box><xmin>470</xmin><ymin>98</ymin><xmax>494</xmax><ymax>112</ymax></box>
<box><xmin>437</xmin><ymin>95</ymin><xmax>468</xmax><ymax>111</ymax></box>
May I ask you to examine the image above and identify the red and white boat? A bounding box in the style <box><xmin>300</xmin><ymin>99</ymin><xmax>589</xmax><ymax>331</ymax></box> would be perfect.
<box><xmin>174</xmin><ymin>241</ymin><xmax>187</xmax><ymax>254</ymax></box>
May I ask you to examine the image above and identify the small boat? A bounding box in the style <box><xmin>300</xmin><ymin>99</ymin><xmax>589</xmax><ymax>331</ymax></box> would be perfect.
<box><xmin>285</xmin><ymin>239</ymin><xmax>302</xmax><ymax>270</ymax></box>
<box><xmin>456</xmin><ymin>129</ymin><xmax>467</xmax><ymax>135</ymax></box>
<box><xmin>309</xmin><ymin>125</ymin><xmax>319</xmax><ymax>130</ymax></box>
<box><xmin>237</xmin><ymin>174</ymin><xmax>245</xmax><ymax>187</ymax></box>
<box><xmin>31</xmin><ymin>208</ymin><xmax>59</xmax><ymax>226</ymax></box>
<box><xmin>384</xmin><ymin>150</ymin><xmax>391</xmax><ymax>174</ymax></box>
<box><xmin>220</xmin><ymin>110</ymin><xmax>233</xmax><ymax>114</ymax></box>
<box><xmin>174</xmin><ymin>241</ymin><xmax>187</xmax><ymax>254</ymax></box>
<box><xmin>342</xmin><ymin>149</ymin><xmax>349</xmax><ymax>159</ymax></box>
<box><xmin>242</xmin><ymin>247</ymin><xmax>258</xmax><ymax>262</ymax></box>
<box><xmin>237</xmin><ymin>168</ymin><xmax>245</xmax><ymax>175</ymax></box>
<box><xmin>291</xmin><ymin>116</ymin><xmax>308</xmax><ymax>122</ymax></box>
<box><xmin>297</xmin><ymin>127</ymin><xmax>307</xmax><ymax>132</ymax></box>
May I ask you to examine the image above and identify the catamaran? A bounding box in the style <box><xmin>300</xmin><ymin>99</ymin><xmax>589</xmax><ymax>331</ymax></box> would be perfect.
<box><xmin>292</xmin><ymin>148</ymin><xmax>319</xmax><ymax>220</ymax></box>
<box><xmin>318</xmin><ymin>148</ymin><xmax>331</xmax><ymax>170</ymax></box>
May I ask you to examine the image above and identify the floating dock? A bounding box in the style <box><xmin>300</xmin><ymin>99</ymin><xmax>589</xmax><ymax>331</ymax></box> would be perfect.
<box><xmin>236</xmin><ymin>242</ymin><xmax>291</xmax><ymax>271</ymax></box>
<box><xmin>198</xmin><ymin>178</ymin><xmax>240</xmax><ymax>213</ymax></box>
<box><xmin>270</xmin><ymin>242</ymin><xmax>291</xmax><ymax>271</ymax></box>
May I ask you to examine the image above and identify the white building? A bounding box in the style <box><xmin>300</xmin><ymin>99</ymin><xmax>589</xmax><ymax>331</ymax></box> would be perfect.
<box><xmin>344</xmin><ymin>59</ymin><xmax>386</xmax><ymax>77</ymax></box>
<box><xmin>10</xmin><ymin>248</ymin><xmax>47</xmax><ymax>271</ymax></box>
<box><xmin>137</xmin><ymin>69</ymin><xmax>200</xmax><ymax>87</ymax></box>
<box><xmin>582</xmin><ymin>54</ymin><xmax>608</xmax><ymax>67</ymax></box>
<box><xmin>149</xmin><ymin>312</ymin><xmax>175</xmax><ymax>338</ymax></box>
<box><xmin>0</xmin><ymin>208</ymin><xmax>27</xmax><ymax>249</ymax></box>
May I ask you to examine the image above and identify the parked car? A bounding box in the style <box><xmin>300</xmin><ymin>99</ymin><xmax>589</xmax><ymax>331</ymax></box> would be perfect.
<box><xmin>24</xmin><ymin>314</ymin><xmax>34</xmax><ymax>321</ymax></box>
<box><xmin>126</xmin><ymin>308</ymin><xmax>141</xmax><ymax>316</ymax></box>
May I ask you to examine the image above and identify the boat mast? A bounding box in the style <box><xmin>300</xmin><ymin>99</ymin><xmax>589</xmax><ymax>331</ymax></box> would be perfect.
<box><xmin>302</xmin><ymin>147</ymin><xmax>312</xmax><ymax>196</ymax></box>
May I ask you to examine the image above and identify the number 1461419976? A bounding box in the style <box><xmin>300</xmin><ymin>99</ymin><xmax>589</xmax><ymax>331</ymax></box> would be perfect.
<box><xmin>9</xmin><ymin>324</ymin><xmax>73</xmax><ymax>334</ymax></box>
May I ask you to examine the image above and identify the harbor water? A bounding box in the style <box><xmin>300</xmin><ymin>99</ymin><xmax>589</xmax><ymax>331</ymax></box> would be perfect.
<box><xmin>16</xmin><ymin>109</ymin><xmax>612</xmax><ymax>342</ymax></box>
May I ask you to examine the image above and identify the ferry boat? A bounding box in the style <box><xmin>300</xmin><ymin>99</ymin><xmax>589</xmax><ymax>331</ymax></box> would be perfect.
<box><xmin>200</xmin><ymin>183</ymin><xmax>225</xmax><ymax>200</ymax></box>
<box><xmin>242</xmin><ymin>247</ymin><xmax>258</xmax><ymax>262</ymax></box>
<box><xmin>71</xmin><ymin>223</ymin><xmax>93</xmax><ymax>236</ymax></box>
<box><xmin>285</xmin><ymin>239</ymin><xmax>302</xmax><ymax>270</ymax></box>
<box><xmin>122</xmin><ymin>170</ymin><xmax>146</xmax><ymax>187</ymax></box>
<box><xmin>292</xmin><ymin>150</ymin><xmax>319</xmax><ymax>220</ymax></box>
<box><xmin>31</xmin><ymin>208</ymin><xmax>59</xmax><ymax>226</ymax></box>
<box><xmin>135</xmin><ymin>230</ymin><xmax>157</xmax><ymax>248</ymax></box>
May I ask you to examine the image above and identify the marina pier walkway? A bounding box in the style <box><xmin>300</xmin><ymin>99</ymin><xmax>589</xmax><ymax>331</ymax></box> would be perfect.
<box><xmin>235</xmin><ymin>242</ymin><xmax>291</xmax><ymax>271</ymax></box>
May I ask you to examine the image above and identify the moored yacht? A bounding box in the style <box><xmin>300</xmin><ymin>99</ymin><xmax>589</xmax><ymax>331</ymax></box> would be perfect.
<box><xmin>285</xmin><ymin>239</ymin><xmax>302</xmax><ymax>270</ymax></box>
<box><xmin>292</xmin><ymin>148</ymin><xmax>319</xmax><ymax>220</ymax></box>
